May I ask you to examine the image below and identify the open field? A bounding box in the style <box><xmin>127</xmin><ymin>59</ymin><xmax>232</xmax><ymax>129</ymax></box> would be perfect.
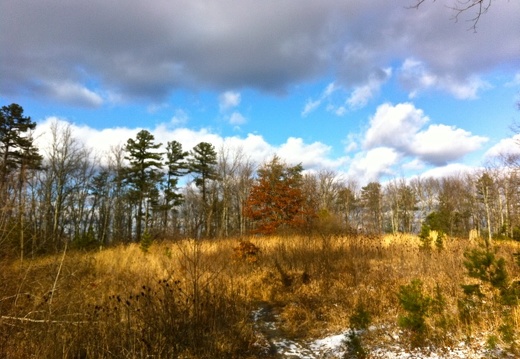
<box><xmin>1</xmin><ymin>234</ymin><xmax>519</xmax><ymax>358</ymax></box>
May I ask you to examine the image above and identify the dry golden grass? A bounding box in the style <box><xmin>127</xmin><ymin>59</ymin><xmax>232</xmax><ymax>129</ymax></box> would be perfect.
<box><xmin>1</xmin><ymin>234</ymin><xmax>519</xmax><ymax>357</ymax></box>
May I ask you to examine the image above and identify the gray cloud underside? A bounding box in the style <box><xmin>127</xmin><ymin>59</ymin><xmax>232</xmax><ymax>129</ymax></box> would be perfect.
<box><xmin>1</xmin><ymin>0</ymin><xmax>519</xmax><ymax>105</ymax></box>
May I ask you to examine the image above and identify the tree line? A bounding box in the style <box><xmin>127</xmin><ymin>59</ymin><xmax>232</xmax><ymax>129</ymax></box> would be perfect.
<box><xmin>1</xmin><ymin>103</ymin><xmax>519</xmax><ymax>258</ymax></box>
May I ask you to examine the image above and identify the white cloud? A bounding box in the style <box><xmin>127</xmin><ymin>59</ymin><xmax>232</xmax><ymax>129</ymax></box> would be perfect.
<box><xmin>305</xmin><ymin>70</ymin><xmax>391</xmax><ymax>116</ymax></box>
<box><xmin>222</xmin><ymin>133</ymin><xmax>273</xmax><ymax>162</ymax></box>
<box><xmin>348</xmin><ymin>147</ymin><xmax>400</xmax><ymax>183</ymax></box>
<box><xmin>443</xmin><ymin>77</ymin><xmax>491</xmax><ymax>100</ymax></box>
<box><xmin>219</xmin><ymin>91</ymin><xmax>241</xmax><ymax>111</ymax></box>
<box><xmin>229</xmin><ymin>111</ymin><xmax>246</xmax><ymax>125</ymax></box>
<box><xmin>218</xmin><ymin>92</ymin><xmax>246</xmax><ymax>126</ymax></box>
<box><xmin>347</xmin><ymin>85</ymin><xmax>376</xmax><ymax>109</ymax></box>
<box><xmin>170</xmin><ymin>109</ymin><xmax>189</xmax><ymax>126</ymax></box>
<box><xmin>364</xmin><ymin>102</ymin><xmax>487</xmax><ymax>166</ymax></box>
<box><xmin>484</xmin><ymin>134</ymin><xmax>520</xmax><ymax>159</ymax></box>
<box><xmin>302</xmin><ymin>99</ymin><xmax>322</xmax><ymax>117</ymax></box>
<box><xmin>42</xmin><ymin>81</ymin><xmax>104</xmax><ymax>108</ymax></box>
<box><xmin>399</xmin><ymin>59</ymin><xmax>490</xmax><ymax>99</ymax></box>
<box><xmin>33</xmin><ymin>117</ymin><xmax>350</xmax><ymax>173</ymax></box>
<box><xmin>412</xmin><ymin>124</ymin><xmax>488</xmax><ymax>165</ymax></box>
<box><xmin>364</xmin><ymin>102</ymin><xmax>428</xmax><ymax>150</ymax></box>
<box><xmin>401</xmin><ymin>158</ymin><xmax>425</xmax><ymax>171</ymax></box>
<box><xmin>301</xmin><ymin>82</ymin><xmax>337</xmax><ymax>116</ymax></box>
<box><xmin>277</xmin><ymin>137</ymin><xmax>348</xmax><ymax>169</ymax></box>
<box><xmin>344</xmin><ymin>133</ymin><xmax>359</xmax><ymax>153</ymax></box>
<box><xmin>347</xmin><ymin>68</ymin><xmax>392</xmax><ymax>109</ymax></box>
<box><xmin>34</xmin><ymin>117</ymin><xmax>136</xmax><ymax>160</ymax></box>
<box><xmin>420</xmin><ymin>163</ymin><xmax>476</xmax><ymax>179</ymax></box>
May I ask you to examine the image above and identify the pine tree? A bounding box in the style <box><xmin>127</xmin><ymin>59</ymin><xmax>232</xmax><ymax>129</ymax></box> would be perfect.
<box><xmin>0</xmin><ymin>103</ymin><xmax>42</xmax><ymax>186</ymax></box>
<box><xmin>188</xmin><ymin>142</ymin><xmax>217</xmax><ymax>204</ymax></box>
<box><xmin>164</xmin><ymin>140</ymin><xmax>188</xmax><ymax>205</ymax></box>
<box><xmin>160</xmin><ymin>140</ymin><xmax>189</xmax><ymax>230</ymax></box>
<box><xmin>0</xmin><ymin>103</ymin><xmax>42</xmax><ymax>261</ymax></box>
<box><xmin>188</xmin><ymin>142</ymin><xmax>217</xmax><ymax>237</ymax></box>
<box><xmin>123</xmin><ymin>130</ymin><xmax>163</xmax><ymax>242</ymax></box>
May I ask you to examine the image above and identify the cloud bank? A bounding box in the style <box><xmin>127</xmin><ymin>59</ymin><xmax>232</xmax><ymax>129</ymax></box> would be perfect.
<box><xmin>32</xmin><ymin>101</ymin><xmax>495</xmax><ymax>185</ymax></box>
<box><xmin>2</xmin><ymin>0</ymin><xmax>519</xmax><ymax>106</ymax></box>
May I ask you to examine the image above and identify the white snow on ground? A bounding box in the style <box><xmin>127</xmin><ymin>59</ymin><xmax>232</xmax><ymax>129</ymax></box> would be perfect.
<box><xmin>276</xmin><ymin>330</ymin><xmax>511</xmax><ymax>358</ymax></box>
<box><xmin>252</xmin><ymin>306</ymin><xmax>514</xmax><ymax>358</ymax></box>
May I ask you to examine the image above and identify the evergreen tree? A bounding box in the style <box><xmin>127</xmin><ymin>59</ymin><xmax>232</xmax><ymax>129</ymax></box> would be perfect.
<box><xmin>0</xmin><ymin>103</ymin><xmax>42</xmax><ymax>260</ymax></box>
<box><xmin>0</xmin><ymin>103</ymin><xmax>42</xmax><ymax>186</ymax></box>
<box><xmin>123</xmin><ymin>130</ymin><xmax>163</xmax><ymax>241</ymax></box>
<box><xmin>188</xmin><ymin>142</ymin><xmax>217</xmax><ymax>237</ymax></box>
<box><xmin>188</xmin><ymin>142</ymin><xmax>217</xmax><ymax>204</ymax></box>
<box><xmin>164</xmin><ymin>141</ymin><xmax>188</xmax><ymax>206</ymax></box>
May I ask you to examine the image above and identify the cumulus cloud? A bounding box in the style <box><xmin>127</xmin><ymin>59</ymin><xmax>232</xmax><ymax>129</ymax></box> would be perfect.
<box><xmin>32</xmin><ymin>117</ymin><xmax>348</xmax><ymax>171</ymax></box>
<box><xmin>2</xmin><ymin>0</ymin><xmax>518</xmax><ymax>104</ymax></box>
<box><xmin>277</xmin><ymin>137</ymin><xmax>348</xmax><ymax>169</ymax></box>
<box><xmin>33</xmin><ymin>117</ymin><xmax>136</xmax><ymax>160</ymax></box>
<box><xmin>364</xmin><ymin>102</ymin><xmax>487</xmax><ymax>165</ymax></box>
<box><xmin>411</xmin><ymin>124</ymin><xmax>487</xmax><ymax>165</ymax></box>
<box><xmin>348</xmin><ymin>147</ymin><xmax>400</xmax><ymax>183</ymax></box>
<box><xmin>339</xmin><ymin>102</ymin><xmax>489</xmax><ymax>184</ymax></box>
<box><xmin>484</xmin><ymin>134</ymin><xmax>520</xmax><ymax>159</ymax></box>
<box><xmin>30</xmin><ymin>105</ymin><xmax>493</xmax><ymax>187</ymax></box>
<box><xmin>419</xmin><ymin>163</ymin><xmax>477</xmax><ymax>180</ymax></box>
<box><xmin>219</xmin><ymin>91</ymin><xmax>241</xmax><ymax>111</ymax></box>
<box><xmin>364</xmin><ymin>102</ymin><xmax>428</xmax><ymax>150</ymax></box>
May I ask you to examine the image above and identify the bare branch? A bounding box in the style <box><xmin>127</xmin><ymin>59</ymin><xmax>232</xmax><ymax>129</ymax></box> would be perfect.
<box><xmin>1</xmin><ymin>315</ymin><xmax>93</xmax><ymax>325</ymax></box>
<box><xmin>450</xmin><ymin>0</ymin><xmax>492</xmax><ymax>31</ymax></box>
<box><xmin>409</xmin><ymin>0</ymin><xmax>493</xmax><ymax>31</ymax></box>
<box><xmin>406</xmin><ymin>0</ymin><xmax>435</xmax><ymax>9</ymax></box>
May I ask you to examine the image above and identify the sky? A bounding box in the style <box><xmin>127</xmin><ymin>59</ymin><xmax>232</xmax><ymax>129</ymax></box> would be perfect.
<box><xmin>1</xmin><ymin>0</ymin><xmax>520</xmax><ymax>185</ymax></box>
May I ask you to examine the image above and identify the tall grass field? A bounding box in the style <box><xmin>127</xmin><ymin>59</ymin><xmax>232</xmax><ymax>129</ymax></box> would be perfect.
<box><xmin>1</xmin><ymin>234</ymin><xmax>519</xmax><ymax>358</ymax></box>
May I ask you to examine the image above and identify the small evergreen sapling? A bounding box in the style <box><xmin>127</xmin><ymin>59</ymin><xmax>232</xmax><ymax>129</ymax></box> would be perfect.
<box><xmin>397</xmin><ymin>279</ymin><xmax>449</xmax><ymax>347</ymax></box>
<box><xmin>140</xmin><ymin>231</ymin><xmax>153</xmax><ymax>253</ymax></box>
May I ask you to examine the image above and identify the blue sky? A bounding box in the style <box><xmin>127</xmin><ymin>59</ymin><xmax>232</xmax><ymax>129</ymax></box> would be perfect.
<box><xmin>1</xmin><ymin>0</ymin><xmax>519</xmax><ymax>184</ymax></box>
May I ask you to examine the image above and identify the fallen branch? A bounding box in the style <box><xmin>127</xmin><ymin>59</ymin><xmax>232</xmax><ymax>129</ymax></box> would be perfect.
<box><xmin>1</xmin><ymin>315</ymin><xmax>95</xmax><ymax>325</ymax></box>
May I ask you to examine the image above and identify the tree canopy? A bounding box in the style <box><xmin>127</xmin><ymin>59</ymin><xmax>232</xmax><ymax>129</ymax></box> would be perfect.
<box><xmin>244</xmin><ymin>156</ymin><xmax>307</xmax><ymax>235</ymax></box>
<box><xmin>0</xmin><ymin>103</ymin><xmax>42</xmax><ymax>184</ymax></box>
<box><xmin>123</xmin><ymin>130</ymin><xmax>163</xmax><ymax>241</ymax></box>
<box><xmin>2</xmin><ymin>102</ymin><xmax>520</xmax><ymax>257</ymax></box>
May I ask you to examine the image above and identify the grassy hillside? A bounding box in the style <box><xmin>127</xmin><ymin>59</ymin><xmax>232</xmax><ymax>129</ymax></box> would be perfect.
<box><xmin>1</xmin><ymin>234</ymin><xmax>519</xmax><ymax>358</ymax></box>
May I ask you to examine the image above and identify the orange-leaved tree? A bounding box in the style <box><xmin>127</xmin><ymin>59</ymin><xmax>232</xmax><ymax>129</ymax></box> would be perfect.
<box><xmin>244</xmin><ymin>155</ymin><xmax>308</xmax><ymax>235</ymax></box>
